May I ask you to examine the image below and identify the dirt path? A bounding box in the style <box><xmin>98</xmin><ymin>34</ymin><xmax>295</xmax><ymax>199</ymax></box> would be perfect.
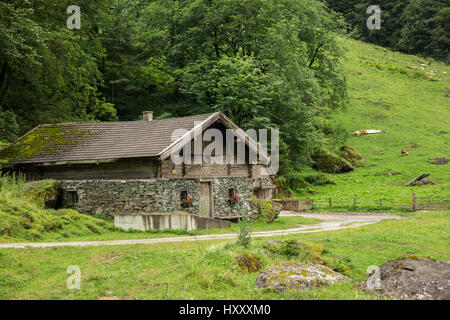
<box><xmin>0</xmin><ymin>212</ymin><xmax>402</xmax><ymax>249</ymax></box>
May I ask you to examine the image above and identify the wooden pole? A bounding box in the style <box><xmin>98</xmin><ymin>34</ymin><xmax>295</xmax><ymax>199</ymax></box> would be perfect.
<box><xmin>380</xmin><ymin>198</ymin><xmax>382</xmax><ymax>207</ymax></box>
<box><xmin>329</xmin><ymin>197</ymin><xmax>332</xmax><ymax>207</ymax></box>
<box><xmin>412</xmin><ymin>193</ymin><xmax>416</xmax><ymax>212</ymax></box>
<box><xmin>353</xmin><ymin>197</ymin><xmax>356</xmax><ymax>207</ymax></box>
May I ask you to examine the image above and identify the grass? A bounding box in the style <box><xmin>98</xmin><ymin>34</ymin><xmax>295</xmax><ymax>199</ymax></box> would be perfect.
<box><xmin>0</xmin><ymin>214</ymin><xmax>320</xmax><ymax>243</ymax></box>
<box><xmin>295</xmin><ymin>37</ymin><xmax>450</xmax><ymax>207</ymax></box>
<box><xmin>0</xmin><ymin>210</ymin><xmax>447</xmax><ymax>299</ymax></box>
<box><xmin>0</xmin><ymin>174</ymin><xmax>319</xmax><ymax>243</ymax></box>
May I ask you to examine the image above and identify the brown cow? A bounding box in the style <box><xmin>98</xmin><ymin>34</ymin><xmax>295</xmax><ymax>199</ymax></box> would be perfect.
<box><xmin>401</xmin><ymin>150</ymin><xmax>409</xmax><ymax>156</ymax></box>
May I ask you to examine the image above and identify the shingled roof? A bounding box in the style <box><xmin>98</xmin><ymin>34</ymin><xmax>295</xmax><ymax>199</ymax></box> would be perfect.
<box><xmin>0</xmin><ymin>113</ymin><xmax>216</xmax><ymax>165</ymax></box>
<box><xmin>0</xmin><ymin>112</ymin><xmax>272</xmax><ymax>166</ymax></box>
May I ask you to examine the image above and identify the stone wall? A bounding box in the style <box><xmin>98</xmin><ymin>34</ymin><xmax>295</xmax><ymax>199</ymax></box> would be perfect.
<box><xmin>60</xmin><ymin>179</ymin><xmax>199</xmax><ymax>216</ymax></box>
<box><xmin>213</xmin><ymin>177</ymin><xmax>254</xmax><ymax>217</ymax></box>
<box><xmin>60</xmin><ymin>177</ymin><xmax>254</xmax><ymax>217</ymax></box>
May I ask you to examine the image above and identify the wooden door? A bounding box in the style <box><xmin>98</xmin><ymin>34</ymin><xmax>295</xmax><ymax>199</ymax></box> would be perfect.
<box><xmin>199</xmin><ymin>182</ymin><xmax>212</xmax><ymax>217</ymax></box>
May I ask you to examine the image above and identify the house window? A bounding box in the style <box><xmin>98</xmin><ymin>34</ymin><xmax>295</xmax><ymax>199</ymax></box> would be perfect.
<box><xmin>180</xmin><ymin>190</ymin><xmax>188</xmax><ymax>201</ymax></box>
<box><xmin>180</xmin><ymin>190</ymin><xmax>191</xmax><ymax>208</ymax></box>
<box><xmin>67</xmin><ymin>190</ymin><xmax>78</xmax><ymax>204</ymax></box>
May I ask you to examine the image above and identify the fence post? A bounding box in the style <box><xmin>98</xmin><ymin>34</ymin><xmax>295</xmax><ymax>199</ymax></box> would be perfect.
<box><xmin>412</xmin><ymin>193</ymin><xmax>416</xmax><ymax>212</ymax></box>
<box><xmin>380</xmin><ymin>198</ymin><xmax>382</xmax><ymax>207</ymax></box>
<box><xmin>353</xmin><ymin>197</ymin><xmax>356</xmax><ymax>207</ymax></box>
<box><xmin>329</xmin><ymin>197</ymin><xmax>332</xmax><ymax>207</ymax></box>
<box><xmin>311</xmin><ymin>199</ymin><xmax>314</xmax><ymax>210</ymax></box>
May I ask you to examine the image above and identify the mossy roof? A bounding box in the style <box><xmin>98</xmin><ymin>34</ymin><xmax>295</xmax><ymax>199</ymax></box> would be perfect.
<box><xmin>0</xmin><ymin>113</ymin><xmax>215</xmax><ymax>165</ymax></box>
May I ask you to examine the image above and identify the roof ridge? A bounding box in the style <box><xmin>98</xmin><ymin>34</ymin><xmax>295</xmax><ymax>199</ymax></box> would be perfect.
<box><xmin>40</xmin><ymin>112</ymin><xmax>218</xmax><ymax>127</ymax></box>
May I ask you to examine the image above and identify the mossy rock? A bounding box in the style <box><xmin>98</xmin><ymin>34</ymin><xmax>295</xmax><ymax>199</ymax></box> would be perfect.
<box><xmin>235</xmin><ymin>253</ymin><xmax>263</xmax><ymax>273</ymax></box>
<box><xmin>25</xmin><ymin>180</ymin><xmax>61</xmax><ymax>209</ymax></box>
<box><xmin>311</xmin><ymin>148</ymin><xmax>354</xmax><ymax>173</ymax></box>
<box><xmin>255</xmin><ymin>262</ymin><xmax>351</xmax><ymax>292</ymax></box>
<box><xmin>341</xmin><ymin>146</ymin><xmax>365</xmax><ymax>167</ymax></box>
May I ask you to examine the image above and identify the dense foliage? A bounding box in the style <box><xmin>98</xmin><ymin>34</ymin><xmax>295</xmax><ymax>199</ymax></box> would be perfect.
<box><xmin>325</xmin><ymin>0</ymin><xmax>449</xmax><ymax>61</ymax></box>
<box><xmin>0</xmin><ymin>0</ymin><xmax>348</xmax><ymax>174</ymax></box>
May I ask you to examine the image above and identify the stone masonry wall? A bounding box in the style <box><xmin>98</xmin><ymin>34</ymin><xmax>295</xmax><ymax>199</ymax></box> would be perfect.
<box><xmin>60</xmin><ymin>177</ymin><xmax>254</xmax><ymax>217</ymax></box>
<box><xmin>213</xmin><ymin>177</ymin><xmax>254</xmax><ymax>217</ymax></box>
<box><xmin>61</xmin><ymin>179</ymin><xmax>199</xmax><ymax>216</ymax></box>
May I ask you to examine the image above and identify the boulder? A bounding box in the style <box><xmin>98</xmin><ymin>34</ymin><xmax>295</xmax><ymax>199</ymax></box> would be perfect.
<box><xmin>311</xmin><ymin>148</ymin><xmax>354</xmax><ymax>174</ymax></box>
<box><xmin>341</xmin><ymin>146</ymin><xmax>365</xmax><ymax>167</ymax></box>
<box><xmin>235</xmin><ymin>254</ymin><xmax>263</xmax><ymax>273</ymax></box>
<box><xmin>256</xmin><ymin>262</ymin><xmax>350</xmax><ymax>292</ymax></box>
<box><xmin>25</xmin><ymin>180</ymin><xmax>61</xmax><ymax>209</ymax></box>
<box><xmin>365</xmin><ymin>258</ymin><xmax>450</xmax><ymax>300</ymax></box>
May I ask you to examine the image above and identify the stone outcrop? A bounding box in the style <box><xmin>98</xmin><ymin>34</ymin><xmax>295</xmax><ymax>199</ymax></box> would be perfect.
<box><xmin>365</xmin><ymin>258</ymin><xmax>450</xmax><ymax>300</ymax></box>
<box><xmin>256</xmin><ymin>262</ymin><xmax>350</xmax><ymax>292</ymax></box>
<box><xmin>25</xmin><ymin>180</ymin><xmax>61</xmax><ymax>209</ymax></box>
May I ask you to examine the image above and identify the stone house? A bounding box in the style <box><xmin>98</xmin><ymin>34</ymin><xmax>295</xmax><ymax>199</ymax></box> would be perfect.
<box><xmin>0</xmin><ymin>112</ymin><xmax>276</xmax><ymax>218</ymax></box>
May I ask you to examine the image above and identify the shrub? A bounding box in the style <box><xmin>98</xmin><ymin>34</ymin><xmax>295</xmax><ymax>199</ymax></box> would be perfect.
<box><xmin>252</xmin><ymin>196</ymin><xmax>281</xmax><ymax>223</ymax></box>
<box><xmin>236</xmin><ymin>218</ymin><xmax>252</xmax><ymax>248</ymax></box>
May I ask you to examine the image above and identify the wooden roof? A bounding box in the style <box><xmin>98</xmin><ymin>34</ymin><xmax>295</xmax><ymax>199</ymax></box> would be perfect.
<box><xmin>1</xmin><ymin>113</ymin><xmax>214</xmax><ymax>165</ymax></box>
<box><xmin>0</xmin><ymin>112</ymin><xmax>272</xmax><ymax>167</ymax></box>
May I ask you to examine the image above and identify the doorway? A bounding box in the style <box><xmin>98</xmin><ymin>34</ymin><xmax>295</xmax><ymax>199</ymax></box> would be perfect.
<box><xmin>199</xmin><ymin>181</ymin><xmax>213</xmax><ymax>217</ymax></box>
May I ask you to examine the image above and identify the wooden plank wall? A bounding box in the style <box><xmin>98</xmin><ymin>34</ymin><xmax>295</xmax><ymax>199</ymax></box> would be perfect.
<box><xmin>41</xmin><ymin>160</ymin><xmax>159</xmax><ymax>180</ymax></box>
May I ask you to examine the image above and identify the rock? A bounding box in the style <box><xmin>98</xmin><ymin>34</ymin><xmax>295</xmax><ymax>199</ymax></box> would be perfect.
<box><xmin>256</xmin><ymin>262</ymin><xmax>350</xmax><ymax>292</ymax></box>
<box><xmin>429</xmin><ymin>157</ymin><xmax>448</xmax><ymax>165</ymax></box>
<box><xmin>311</xmin><ymin>148</ymin><xmax>354</xmax><ymax>174</ymax></box>
<box><xmin>25</xmin><ymin>180</ymin><xmax>61</xmax><ymax>209</ymax></box>
<box><xmin>406</xmin><ymin>173</ymin><xmax>434</xmax><ymax>186</ymax></box>
<box><xmin>415</xmin><ymin>177</ymin><xmax>434</xmax><ymax>185</ymax></box>
<box><xmin>341</xmin><ymin>146</ymin><xmax>365</xmax><ymax>167</ymax></box>
<box><xmin>365</xmin><ymin>258</ymin><xmax>450</xmax><ymax>300</ymax></box>
<box><xmin>235</xmin><ymin>254</ymin><xmax>263</xmax><ymax>272</ymax></box>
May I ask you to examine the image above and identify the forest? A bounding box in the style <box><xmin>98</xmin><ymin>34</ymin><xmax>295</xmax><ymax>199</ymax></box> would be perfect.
<box><xmin>0</xmin><ymin>0</ymin><xmax>448</xmax><ymax>177</ymax></box>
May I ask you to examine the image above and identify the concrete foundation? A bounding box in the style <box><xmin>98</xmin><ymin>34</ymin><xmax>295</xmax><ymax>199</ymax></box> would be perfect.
<box><xmin>114</xmin><ymin>213</ymin><xmax>231</xmax><ymax>231</ymax></box>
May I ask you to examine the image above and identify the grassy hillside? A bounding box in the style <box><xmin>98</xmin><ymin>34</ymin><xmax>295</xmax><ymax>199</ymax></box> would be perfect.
<box><xmin>0</xmin><ymin>211</ymin><xmax>448</xmax><ymax>299</ymax></box>
<box><xmin>298</xmin><ymin>37</ymin><xmax>450</xmax><ymax>206</ymax></box>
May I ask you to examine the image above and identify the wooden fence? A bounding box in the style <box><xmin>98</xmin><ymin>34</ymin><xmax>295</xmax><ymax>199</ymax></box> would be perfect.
<box><xmin>275</xmin><ymin>194</ymin><xmax>450</xmax><ymax>212</ymax></box>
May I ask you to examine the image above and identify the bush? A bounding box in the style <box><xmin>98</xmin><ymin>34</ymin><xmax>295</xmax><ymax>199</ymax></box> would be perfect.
<box><xmin>236</xmin><ymin>218</ymin><xmax>252</xmax><ymax>248</ymax></box>
<box><xmin>252</xmin><ymin>196</ymin><xmax>281</xmax><ymax>223</ymax></box>
<box><xmin>263</xmin><ymin>240</ymin><xmax>326</xmax><ymax>263</ymax></box>
<box><xmin>277</xmin><ymin>172</ymin><xmax>311</xmax><ymax>194</ymax></box>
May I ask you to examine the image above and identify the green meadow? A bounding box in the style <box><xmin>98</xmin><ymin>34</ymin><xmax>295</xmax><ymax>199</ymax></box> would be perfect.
<box><xmin>0</xmin><ymin>211</ymin><xmax>448</xmax><ymax>300</ymax></box>
<box><xmin>296</xmin><ymin>37</ymin><xmax>450</xmax><ymax>208</ymax></box>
